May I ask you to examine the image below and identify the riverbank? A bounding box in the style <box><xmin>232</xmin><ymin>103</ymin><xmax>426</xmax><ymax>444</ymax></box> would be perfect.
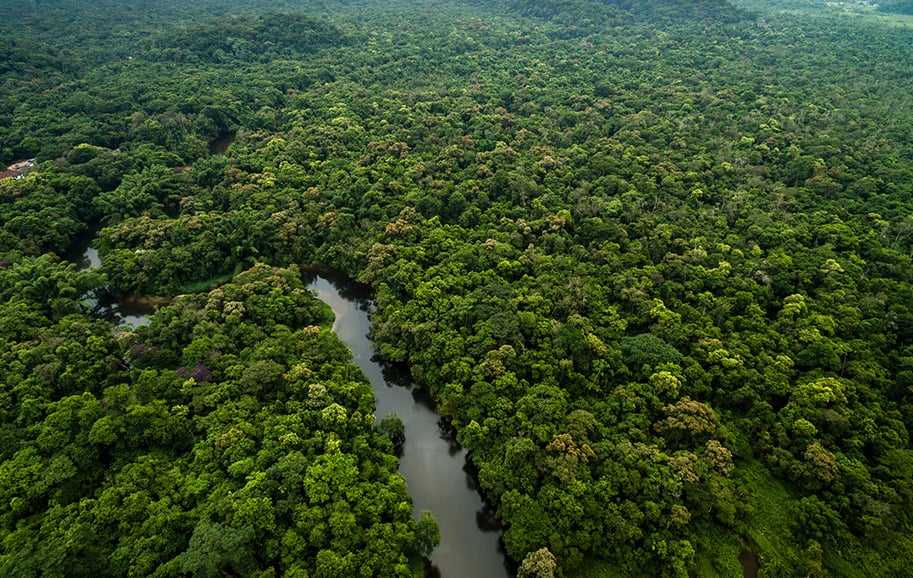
<box><xmin>306</xmin><ymin>272</ymin><xmax>511</xmax><ymax>578</ymax></box>
<box><xmin>64</xmin><ymin>242</ymin><xmax>512</xmax><ymax>577</ymax></box>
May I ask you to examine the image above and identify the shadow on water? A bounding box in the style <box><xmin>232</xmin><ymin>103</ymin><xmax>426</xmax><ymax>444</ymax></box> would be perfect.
<box><xmin>61</xmin><ymin>226</ymin><xmax>102</xmax><ymax>269</ymax></box>
<box><xmin>739</xmin><ymin>544</ymin><xmax>760</xmax><ymax>578</ymax></box>
<box><xmin>302</xmin><ymin>269</ymin><xmax>512</xmax><ymax>578</ymax></box>
<box><xmin>209</xmin><ymin>132</ymin><xmax>236</xmax><ymax>156</ymax></box>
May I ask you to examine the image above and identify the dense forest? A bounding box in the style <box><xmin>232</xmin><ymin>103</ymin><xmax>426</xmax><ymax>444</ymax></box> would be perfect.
<box><xmin>3</xmin><ymin>0</ymin><xmax>913</xmax><ymax>576</ymax></box>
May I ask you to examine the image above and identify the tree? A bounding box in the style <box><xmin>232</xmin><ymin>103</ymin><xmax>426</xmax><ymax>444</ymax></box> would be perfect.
<box><xmin>655</xmin><ymin>398</ymin><xmax>718</xmax><ymax>445</ymax></box>
<box><xmin>175</xmin><ymin>521</ymin><xmax>256</xmax><ymax>578</ymax></box>
<box><xmin>413</xmin><ymin>510</ymin><xmax>440</xmax><ymax>558</ymax></box>
<box><xmin>518</xmin><ymin>547</ymin><xmax>558</xmax><ymax>578</ymax></box>
<box><xmin>377</xmin><ymin>413</ymin><xmax>406</xmax><ymax>453</ymax></box>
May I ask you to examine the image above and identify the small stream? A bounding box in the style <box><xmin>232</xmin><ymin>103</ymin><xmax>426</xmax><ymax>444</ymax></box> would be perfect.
<box><xmin>305</xmin><ymin>272</ymin><xmax>511</xmax><ymax>578</ymax></box>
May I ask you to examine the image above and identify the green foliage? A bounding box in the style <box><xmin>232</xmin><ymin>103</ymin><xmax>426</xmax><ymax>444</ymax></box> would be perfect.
<box><xmin>877</xmin><ymin>0</ymin><xmax>913</xmax><ymax>15</ymax></box>
<box><xmin>0</xmin><ymin>265</ymin><xmax>429</xmax><ymax>576</ymax></box>
<box><xmin>378</xmin><ymin>413</ymin><xmax>406</xmax><ymax>453</ymax></box>
<box><xmin>413</xmin><ymin>510</ymin><xmax>441</xmax><ymax>558</ymax></box>
<box><xmin>4</xmin><ymin>0</ymin><xmax>913</xmax><ymax>575</ymax></box>
<box><xmin>0</xmin><ymin>172</ymin><xmax>99</xmax><ymax>256</ymax></box>
<box><xmin>621</xmin><ymin>334</ymin><xmax>683</xmax><ymax>372</ymax></box>
<box><xmin>151</xmin><ymin>13</ymin><xmax>348</xmax><ymax>65</ymax></box>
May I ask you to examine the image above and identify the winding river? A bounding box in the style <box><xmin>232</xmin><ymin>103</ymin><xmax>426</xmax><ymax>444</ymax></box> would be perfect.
<box><xmin>66</xmin><ymin>237</ymin><xmax>760</xmax><ymax>577</ymax></box>
<box><xmin>69</xmin><ymin>235</ymin><xmax>511</xmax><ymax>577</ymax></box>
<box><xmin>304</xmin><ymin>272</ymin><xmax>511</xmax><ymax>578</ymax></box>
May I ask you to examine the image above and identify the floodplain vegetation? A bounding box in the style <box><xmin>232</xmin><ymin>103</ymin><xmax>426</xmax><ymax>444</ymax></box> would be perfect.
<box><xmin>2</xmin><ymin>0</ymin><xmax>913</xmax><ymax>576</ymax></box>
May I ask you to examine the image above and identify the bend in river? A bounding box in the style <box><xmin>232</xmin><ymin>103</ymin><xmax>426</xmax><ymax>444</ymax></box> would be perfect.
<box><xmin>66</xmin><ymin>236</ymin><xmax>158</xmax><ymax>327</ymax></box>
<box><xmin>67</xmin><ymin>235</ymin><xmax>511</xmax><ymax>577</ymax></box>
<box><xmin>305</xmin><ymin>272</ymin><xmax>511</xmax><ymax>578</ymax></box>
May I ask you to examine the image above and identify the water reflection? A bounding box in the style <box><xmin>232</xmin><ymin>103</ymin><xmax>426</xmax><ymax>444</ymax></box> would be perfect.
<box><xmin>304</xmin><ymin>271</ymin><xmax>511</xmax><ymax>578</ymax></box>
<box><xmin>65</xmin><ymin>236</ymin><xmax>158</xmax><ymax>327</ymax></box>
<box><xmin>61</xmin><ymin>248</ymin><xmax>512</xmax><ymax>576</ymax></box>
<box><xmin>67</xmin><ymin>243</ymin><xmax>102</xmax><ymax>270</ymax></box>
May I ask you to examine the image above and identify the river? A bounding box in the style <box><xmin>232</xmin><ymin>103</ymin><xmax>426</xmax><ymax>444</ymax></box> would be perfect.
<box><xmin>65</xmin><ymin>241</ymin><xmax>156</xmax><ymax>327</ymax></box>
<box><xmin>304</xmin><ymin>272</ymin><xmax>511</xmax><ymax>578</ymax></box>
<box><xmin>68</xmin><ymin>235</ymin><xmax>511</xmax><ymax>577</ymax></box>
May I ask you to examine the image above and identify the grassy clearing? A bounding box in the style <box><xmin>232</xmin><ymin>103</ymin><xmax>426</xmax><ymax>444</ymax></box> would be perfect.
<box><xmin>823</xmin><ymin>531</ymin><xmax>913</xmax><ymax>578</ymax></box>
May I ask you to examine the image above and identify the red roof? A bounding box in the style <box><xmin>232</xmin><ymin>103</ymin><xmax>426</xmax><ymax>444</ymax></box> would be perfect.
<box><xmin>0</xmin><ymin>170</ymin><xmax>19</xmax><ymax>180</ymax></box>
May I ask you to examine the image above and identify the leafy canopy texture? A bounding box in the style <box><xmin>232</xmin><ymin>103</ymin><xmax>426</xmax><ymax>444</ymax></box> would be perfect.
<box><xmin>3</xmin><ymin>0</ymin><xmax>913</xmax><ymax>575</ymax></box>
<box><xmin>0</xmin><ymin>264</ymin><xmax>426</xmax><ymax>577</ymax></box>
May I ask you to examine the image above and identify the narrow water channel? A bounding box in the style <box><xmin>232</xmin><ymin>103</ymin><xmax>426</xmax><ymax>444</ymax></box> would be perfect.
<box><xmin>65</xmin><ymin>239</ymin><xmax>155</xmax><ymax>327</ymax></box>
<box><xmin>305</xmin><ymin>272</ymin><xmax>511</xmax><ymax>578</ymax></box>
